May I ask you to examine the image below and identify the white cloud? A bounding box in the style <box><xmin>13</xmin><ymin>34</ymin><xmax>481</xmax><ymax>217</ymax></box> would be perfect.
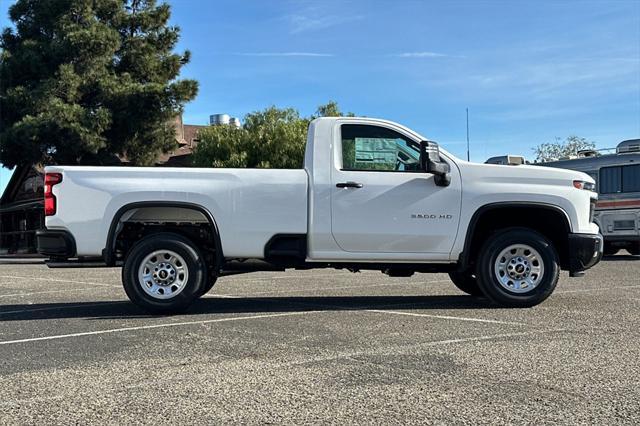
<box><xmin>395</xmin><ymin>51</ymin><xmax>460</xmax><ymax>58</ymax></box>
<box><xmin>466</xmin><ymin>57</ymin><xmax>640</xmax><ymax>98</ymax></box>
<box><xmin>234</xmin><ymin>52</ymin><xmax>334</xmax><ymax>58</ymax></box>
<box><xmin>286</xmin><ymin>13</ymin><xmax>363</xmax><ymax>34</ymax></box>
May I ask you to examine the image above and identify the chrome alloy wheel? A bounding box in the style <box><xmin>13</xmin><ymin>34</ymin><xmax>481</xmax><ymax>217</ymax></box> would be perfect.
<box><xmin>137</xmin><ymin>250</ymin><xmax>189</xmax><ymax>299</ymax></box>
<box><xmin>493</xmin><ymin>244</ymin><xmax>544</xmax><ymax>293</ymax></box>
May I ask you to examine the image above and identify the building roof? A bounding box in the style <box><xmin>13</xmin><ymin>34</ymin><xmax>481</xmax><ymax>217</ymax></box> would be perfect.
<box><xmin>0</xmin><ymin>164</ymin><xmax>43</xmax><ymax>207</ymax></box>
<box><xmin>183</xmin><ymin>124</ymin><xmax>206</xmax><ymax>148</ymax></box>
<box><xmin>155</xmin><ymin>120</ymin><xmax>207</xmax><ymax>166</ymax></box>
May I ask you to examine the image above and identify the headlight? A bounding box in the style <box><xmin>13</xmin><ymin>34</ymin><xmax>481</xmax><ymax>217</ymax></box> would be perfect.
<box><xmin>573</xmin><ymin>180</ymin><xmax>596</xmax><ymax>191</ymax></box>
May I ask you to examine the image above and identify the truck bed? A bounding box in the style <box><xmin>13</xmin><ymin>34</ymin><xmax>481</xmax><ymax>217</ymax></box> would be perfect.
<box><xmin>45</xmin><ymin>166</ymin><xmax>309</xmax><ymax>257</ymax></box>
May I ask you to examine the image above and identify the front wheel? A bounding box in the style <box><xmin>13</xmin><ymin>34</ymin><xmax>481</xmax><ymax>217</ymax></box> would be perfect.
<box><xmin>476</xmin><ymin>228</ymin><xmax>560</xmax><ymax>308</ymax></box>
<box><xmin>122</xmin><ymin>233</ymin><xmax>207</xmax><ymax>313</ymax></box>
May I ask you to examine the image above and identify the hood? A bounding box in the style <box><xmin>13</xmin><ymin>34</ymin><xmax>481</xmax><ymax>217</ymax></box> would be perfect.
<box><xmin>458</xmin><ymin>161</ymin><xmax>594</xmax><ymax>187</ymax></box>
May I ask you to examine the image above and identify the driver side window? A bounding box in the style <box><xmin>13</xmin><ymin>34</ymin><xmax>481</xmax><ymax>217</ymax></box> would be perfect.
<box><xmin>341</xmin><ymin>124</ymin><xmax>421</xmax><ymax>172</ymax></box>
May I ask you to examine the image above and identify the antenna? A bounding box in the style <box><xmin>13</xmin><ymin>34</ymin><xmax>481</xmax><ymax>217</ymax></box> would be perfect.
<box><xmin>466</xmin><ymin>108</ymin><xmax>470</xmax><ymax>161</ymax></box>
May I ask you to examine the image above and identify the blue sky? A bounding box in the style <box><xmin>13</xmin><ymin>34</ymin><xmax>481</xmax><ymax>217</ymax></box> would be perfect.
<box><xmin>1</xmin><ymin>0</ymin><xmax>639</xmax><ymax>195</ymax></box>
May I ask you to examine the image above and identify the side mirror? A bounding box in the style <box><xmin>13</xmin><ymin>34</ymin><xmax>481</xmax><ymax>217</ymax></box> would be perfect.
<box><xmin>420</xmin><ymin>140</ymin><xmax>451</xmax><ymax>187</ymax></box>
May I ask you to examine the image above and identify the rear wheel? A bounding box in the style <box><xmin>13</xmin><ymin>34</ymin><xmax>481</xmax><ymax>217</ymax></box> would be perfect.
<box><xmin>448</xmin><ymin>270</ymin><xmax>483</xmax><ymax>296</ymax></box>
<box><xmin>476</xmin><ymin>228</ymin><xmax>560</xmax><ymax>308</ymax></box>
<box><xmin>122</xmin><ymin>233</ymin><xmax>207</xmax><ymax>313</ymax></box>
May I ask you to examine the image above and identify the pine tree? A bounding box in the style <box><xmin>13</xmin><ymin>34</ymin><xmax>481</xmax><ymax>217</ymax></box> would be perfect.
<box><xmin>0</xmin><ymin>0</ymin><xmax>198</xmax><ymax>168</ymax></box>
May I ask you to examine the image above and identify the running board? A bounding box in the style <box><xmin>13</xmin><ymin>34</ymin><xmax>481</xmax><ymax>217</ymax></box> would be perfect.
<box><xmin>220</xmin><ymin>259</ymin><xmax>286</xmax><ymax>275</ymax></box>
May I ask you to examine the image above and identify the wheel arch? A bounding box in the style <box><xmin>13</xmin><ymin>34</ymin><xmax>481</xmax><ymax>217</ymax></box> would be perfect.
<box><xmin>459</xmin><ymin>202</ymin><xmax>572</xmax><ymax>270</ymax></box>
<box><xmin>103</xmin><ymin>201</ymin><xmax>224</xmax><ymax>268</ymax></box>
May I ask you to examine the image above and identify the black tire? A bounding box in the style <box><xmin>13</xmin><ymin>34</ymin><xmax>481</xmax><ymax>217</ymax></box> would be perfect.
<box><xmin>475</xmin><ymin>227</ymin><xmax>560</xmax><ymax>308</ymax></box>
<box><xmin>198</xmin><ymin>276</ymin><xmax>218</xmax><ymax>297</ymax></box>
<box><xmin>448</xmin><ymin>270</ymin><xmax>484</xmax><ymax>296</ymax></box>
<box><xmin>122</xmin><ymin>232</ymin><xmax>207</xmax><ymax>314</ymax></box>
<box><xmin>603</xmin><ymin>243</ymin><xmax>619</xmax><ymax>256</ymax></box>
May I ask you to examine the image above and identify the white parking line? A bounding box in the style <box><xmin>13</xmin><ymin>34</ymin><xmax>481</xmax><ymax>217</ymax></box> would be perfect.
<box><xmin>286</xmin><ymin>328</ymin><xmax>567</xmax><ymax>366</ymax></box>
<box><xmin>0</xmin><ymin>301</ymin><xmax>126</xmax><ymax>316</ymax></box>
<box><xmin>365</xmin><ymin>309</ymin><xmax>523</xmax><ymax>326</ymax></box>
<box><xmin>0</xmin><ymin>288</ymin><xmax>94</xmax><ymax>298</ymax></box>
<box><xmin>0</xmin><ymin>275</ymin><xmax>118</xmax><ymax>288</ymax></box>
<box><xmin>420</xmin><ymin>330</ymin><xmax>561</xmax><ymax>346</ymax></box>
<box><xmin>557</xmin><ymin>284</ymin><xmax>640</xmax><ymax>294</ymax></box>
<box><xmin>210</xmin><ymin>291</ymin><xmax>519</xmax><ymax>326</ymax></box>
<box><xmin>215</xmin><ymin>279</ymin><xmax>526</xmax><ymax>326</ymax></box>
<box><xmin>0</xmin><ymin>311</ymin><xmax>321</xmax><ymax>346</ymax></box>
<box><xmin>0</xmin><ymin>279</ymin><xmax>443</xmax><ymax>316</ymax></box>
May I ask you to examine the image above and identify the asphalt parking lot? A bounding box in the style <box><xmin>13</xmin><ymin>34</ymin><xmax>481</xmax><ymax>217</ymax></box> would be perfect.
<box><xmin>0</xmin><ymin>256</ymin><xmax>639</xmax><ymax>424</ymax></box>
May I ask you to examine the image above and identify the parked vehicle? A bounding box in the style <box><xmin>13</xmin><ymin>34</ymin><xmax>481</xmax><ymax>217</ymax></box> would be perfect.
<box><xmin>37</xmin><ymin>117</ymin><xmax>603</xmax><ymax>312</ymax></box>
<box><xmin>540</xmin><ymin>139</ymin><xmax>640</xmax><ymax>256</ymax></box>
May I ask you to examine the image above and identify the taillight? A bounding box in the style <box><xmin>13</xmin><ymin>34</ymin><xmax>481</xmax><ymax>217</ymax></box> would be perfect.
<box><xmin>44</xmin><ymin>172</ymin><xmax>62</xmax><ymax>216</ymax></box>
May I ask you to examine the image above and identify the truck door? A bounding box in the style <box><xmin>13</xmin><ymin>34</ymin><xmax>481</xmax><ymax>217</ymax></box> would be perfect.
<box><xmin>330</xmin><ymin>123</ymin><xmax>461</xmax><ymax>255</ymax></box>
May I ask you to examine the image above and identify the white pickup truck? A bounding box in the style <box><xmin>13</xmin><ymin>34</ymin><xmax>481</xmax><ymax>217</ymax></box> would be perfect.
<box><xmin>37</xmin><ymin>117</ymin><xmax>603</xmax><ymax>312</ymax></box>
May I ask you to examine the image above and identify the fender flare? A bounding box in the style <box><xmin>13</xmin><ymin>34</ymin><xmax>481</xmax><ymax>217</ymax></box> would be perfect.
<box><xmin>458</xmin><ymin>201</ymin><xmax>572</xmax><ymax>270</ymax></box>
<box><xmin>102</xmin><ymin>201</ymin><xmax>224</xmax><ymax>268</ymax></box>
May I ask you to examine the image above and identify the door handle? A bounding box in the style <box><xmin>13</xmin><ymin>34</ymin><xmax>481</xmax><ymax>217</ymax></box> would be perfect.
<box><xmin>336</xmin><ymin>181</ymin><xmax>363</xmax><ymax>189</ymax></box>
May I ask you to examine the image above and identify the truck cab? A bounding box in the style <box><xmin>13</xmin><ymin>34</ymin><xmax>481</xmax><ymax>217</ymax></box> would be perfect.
<box><xmin>305</xmin><ymin>118</ymin><xmax>461</xmax><ymax>262</ymax></box>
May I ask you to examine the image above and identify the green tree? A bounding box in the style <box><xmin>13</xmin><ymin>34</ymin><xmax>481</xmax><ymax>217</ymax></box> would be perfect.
<box><xmin>312</xmin><ymin>100</ymin><xmax>355</xmax><ymax>118</ymax></box>
<box><xmin>533</xmin><ymin>136</ymin><xmax>596</xmax><ymax>162</ymax></box>
<box><xmin>193</xmin><ymin>102</ymin><xmax>353</xmax><ymax>169</ymax></box>
<box><xmin>0</xmin><ymin>0</ymin><xmax>198</xmax><ymax>169</ymax></box>
<box><xmin>191</xmin><ymin>121</ymin><xmax>248</xmax><ymax>168</ymax></box>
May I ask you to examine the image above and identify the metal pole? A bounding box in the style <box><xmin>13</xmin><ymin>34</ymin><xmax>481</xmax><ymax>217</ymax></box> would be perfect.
<box><xmin>466</xmin><ymin>108</ymin><xmax>470</xmax><ymax>161</ymax></box>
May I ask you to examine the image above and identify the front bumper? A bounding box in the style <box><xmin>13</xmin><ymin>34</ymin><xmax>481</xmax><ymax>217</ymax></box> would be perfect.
<box><xmin>568</xmin><ymin>233</ymin><xmax>603</xmax><ymax>277</ymax></box>
<box><xmin>36</xmin><ymin>229</ymin><xmax>76</xmax><ymax>258</ymax></box>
